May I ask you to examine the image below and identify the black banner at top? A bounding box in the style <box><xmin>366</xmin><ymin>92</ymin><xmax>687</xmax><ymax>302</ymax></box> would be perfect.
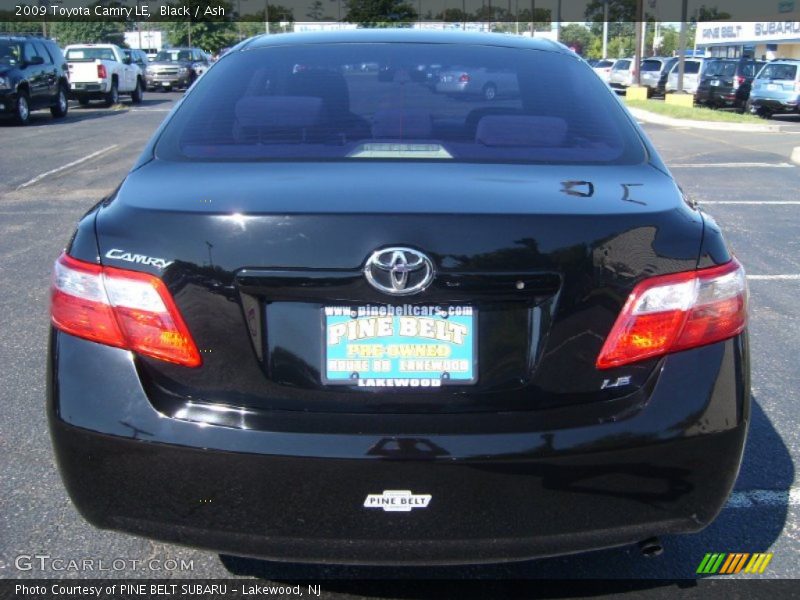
<box><xmin>0</xmin><ymin>0</ymin><xmax>799</xmax><ymax>23</ymax></box>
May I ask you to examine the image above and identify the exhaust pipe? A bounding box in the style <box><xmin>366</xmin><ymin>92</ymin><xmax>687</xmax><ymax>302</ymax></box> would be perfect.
<box><xmin>638</xmin><ymin>537</ymin><xmax>664</xmax><ymax>558</ymax></box>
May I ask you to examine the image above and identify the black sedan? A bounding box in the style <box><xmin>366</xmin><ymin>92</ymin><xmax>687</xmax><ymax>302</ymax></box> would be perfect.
<box><xmin>49</xmin><ymin>30</ymin><xmax>750</xmax><ymax>565</ymax></box>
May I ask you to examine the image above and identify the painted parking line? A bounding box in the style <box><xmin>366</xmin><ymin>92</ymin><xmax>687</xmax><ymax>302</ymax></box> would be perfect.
<box><xmin>670</xmin><ymin>162</ymin><xmax>795</xmax><ymax>168</ymax></box>
<box><xmin>726</xmin><ymin>487</ymin><xmax>800</xmax><ymax>508</ymax></box>
<box><xmin>16</xmin><ymin>145</ymin><xmax>119</xmax><ymax>190</ymax></box>
<box><xmin>747</xmin><ymin>275</ymin><xmax>800</xmax><ymax>280</ymax></box>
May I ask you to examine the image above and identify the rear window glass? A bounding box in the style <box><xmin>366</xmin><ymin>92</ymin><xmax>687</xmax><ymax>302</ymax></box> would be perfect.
<box><xmin>640</xmin><ymin>60</ymin><xmax>663</xmax><ymax>72</ymax></box>
<box><xmin>613</xmin><ymin>60</ymin><xmax>631</xmax><ymax>70</ymax></box>
<box><xmin>66</xmin><ymin>47</ymin><xmax>116</xmax><ymax>61</ymax></box>
<box><xmin>595</xmin><ymin>59</ymin><xmax>614</xmax><ymax>68</ymax></box>
<box><xmin>758</xmin><ymin>64</ymin><xmax>797</xmax><ymax>80</ymax></box>
<box><xmin>681</xmin><ymin>61</ymin><xmax>701</xmax><ymax>75</ymax></box>
<box><xmin>704</xmin><ymin>61</ymin><xmax>737</xmax><ymax>77</ymax></box>
<box><xmin>156</xmin><ymin>43</ymin><xmax>644</xmax><ymax>165</ymax></box>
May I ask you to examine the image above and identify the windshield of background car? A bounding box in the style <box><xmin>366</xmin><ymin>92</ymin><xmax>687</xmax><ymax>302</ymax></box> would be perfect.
<box><xmin>640</xmin><ymin>60</ymin><xmax>663</xmax><ymax>72</ymax></box>
<box><xmin>66</xmin><ymin>47</ymin><xmax>116</xmax><ymax>61</ymax></box>
<box><xmin>0</xmin><ymin>41</ymin><xmax>21</xmax><ymax>65</ymax></box>
<box><xmin>758</xmin><ymin>63</ymin><xmax>798</xmax><ymax>81</ymax></box>
<box><xmin>156</xmin><ymin>50</ymin><xmax>192</xmax><ymax>62</ymax></box>
<box><xmin>704</xmin><ymin>61</ymin><xmax>737</xmax><ymax>77</ymax></box>
<box><xmin>156</xmin><ymin>43</ymin><xmax>645</xmax><ymax>165</ymax></box>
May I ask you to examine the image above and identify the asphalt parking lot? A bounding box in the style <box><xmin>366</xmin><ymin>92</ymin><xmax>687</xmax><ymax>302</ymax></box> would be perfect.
<box><xmin>0</xmin><ymin>91</ymin><xmax>798</xmax><ymax>587</ymax></box>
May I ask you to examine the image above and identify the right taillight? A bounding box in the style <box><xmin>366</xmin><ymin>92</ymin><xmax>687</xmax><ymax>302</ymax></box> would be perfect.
<box><xmin>97</xmin><ymin>64</ymin><xmax>107</xmax><ymax>79</ymax></box>
<box><xmin>458</xmin><ymin>73</ymin><xmax>470</xmax><ymax>83</ymax></box>
<box><xmin>596</xmin><ymin>259</ymin><xmax>748</xmax><ymax>369</ymax></box>
<box><xmin>51</xmin><ymin>253</ymin><xmax>201</xmax><ymax>367</ymax></box>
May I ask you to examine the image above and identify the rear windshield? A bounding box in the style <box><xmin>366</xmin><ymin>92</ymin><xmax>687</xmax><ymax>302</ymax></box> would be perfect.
<box><xmin>66</xmin><ymin>47</ymin><xmax>116</xmax><ymax>61</ymax></box>
<box><xmin>758</xmin><ymin>64</ymin><xmax>797</xmax><ymax>80</ymax></box>
<box><xmin>595</xmin><ymin>59</ymin><xmax>614</xmax><ymax>68</ymax></box>
<box><xmin>613</xmin><ymin>60</ymin><xmax>631</xmax><ymax>70</ymax></box>
<box><xmin>676</xmin><ymin>61</ymin><xmax>701</xmax><ymax>75</ymax></box>
<box><xmin>704</xmin><ymin>61</ymin><xmax>737</xmax><ymax>77</ymax></box>
<box><xmin>640</xmin><ymin>60</ymin><xmax>664</xmax><ymax>72</ymax></box>
<box><xmin>157</xmin><ymin>43</ymin><xmax>644</xmax><ymax>165</ymax></box>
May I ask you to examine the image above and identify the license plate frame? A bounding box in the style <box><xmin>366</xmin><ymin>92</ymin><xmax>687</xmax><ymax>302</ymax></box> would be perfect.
<box><xmin>322</xmin><ymin>304</ymin><xmax>478</xmax><ymax>387</ymax></box>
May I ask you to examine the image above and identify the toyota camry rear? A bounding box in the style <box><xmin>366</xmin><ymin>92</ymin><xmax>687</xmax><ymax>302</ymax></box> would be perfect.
<box><xmin>48</xmin><ymin>30</ymin><xmax>750</xmax><ymax>565</ymax></box>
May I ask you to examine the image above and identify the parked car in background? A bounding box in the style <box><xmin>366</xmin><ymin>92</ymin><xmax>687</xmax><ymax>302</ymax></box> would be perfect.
<box><xmin>608</xmin><ymin>58</ymin><xmax>635</xmax><ymax>91</ymax></box>
<box><xmin>591</xmin><ymin>58</ymin><xmax>615</xmax><ymax>83</ymax></box>
<box><xmin>65</xmin><ymin>43</ymin><xmax>144</xmax><ymax>107</ymax></box>
<box><xmin>49</xmin><ymin>30</ymin><xmax>750</xmax><ymax>567</ymax></box>
<box><xmin>0</xmin><ymin>34</ymin><xmax>69</xmax><ymax>125</ymax></box>
<box><xmin>747</xmin><ymin>59</ymin><xmax>800</xmax><ymax>118</ymax></box>
<box><xmin>665</xmin><ymin>58</ymin><xmax>707</xmax><ymax>95</ymax></box>
<box><xmin>126</xmin><ymin>49</ymin><xmax>150</xmax><ymax>82</ymax></box>
<box><xmin>435</xmin><ymin>65</ymin><xmax>518</xmax><ymax>100</ymax></box>
<box><xmin>639</xmin><ymin>57</ymin><xmax>677</xmax><ymax>97</ymax></box>
<box><xmin>146</xmin><ymin>48</ymin><xmax>209</xmax><ymax>91</ymax></box>
<box><xmin>695</xmin><ymin>59</ymin><xmax>765</xmax><ymax>112</ymax></box>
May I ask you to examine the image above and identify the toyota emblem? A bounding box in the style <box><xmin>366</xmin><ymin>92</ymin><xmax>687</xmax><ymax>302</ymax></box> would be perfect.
<box><xmin>364</xmin><ymin>247</ymin><xmax>434</xmax><ymax>295</ymax></box>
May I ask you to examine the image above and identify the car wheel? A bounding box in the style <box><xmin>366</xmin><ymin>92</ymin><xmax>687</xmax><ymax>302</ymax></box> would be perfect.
<box><xmin>50</xmin><ymin>84</ymin><xmax>68</xmax><ymax>118</ymax></box>
<box><xmin>104</xmin><ymin>81</ymin><xmax>119</xmax><ymax>107</ymax></box>
<box><xmin>131</xmin><ymin>79</ymin><xmax>143</xmax><ymax>104</ymax></box>
<box><xmin>483</xmin><ymin>83</ymin><xmax>497</xmax><ymax>101</ymax></box>
<box><xmin>14</xmin><ymin>89</ymin><xmax>31</xmax><ymax>125</ymax></box>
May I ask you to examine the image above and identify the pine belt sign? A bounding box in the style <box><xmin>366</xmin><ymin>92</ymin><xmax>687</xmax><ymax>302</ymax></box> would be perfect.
<box><xmin>697</xmin><ymin>21</ymin><xmax>800</xmax><ymax>45</ymax></box>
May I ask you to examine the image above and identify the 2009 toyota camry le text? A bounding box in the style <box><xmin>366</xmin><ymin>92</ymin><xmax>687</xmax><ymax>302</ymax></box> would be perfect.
<box><xmin>48</xmin><ymin>30</ymin><xmax>750</xmax><ymax>565</ymax></box>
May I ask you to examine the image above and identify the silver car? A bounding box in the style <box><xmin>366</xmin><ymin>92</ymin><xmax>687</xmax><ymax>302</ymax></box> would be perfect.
<box><xmin>608</xmin><ymin>58</ymin><xmax>635</xmax><ymax>91</ymax></box>
<box><xmin>665</xmin><ymin>58</ymin><xmax>707</xmax><ymax>95</ymax></box>
<box><xmin>435</xmin><ymin>66</ymin><xmax>518</xmax><ymax>101</ymax></box>
<box><xmin>639</xmin><ymin>57</ymin><xmax>677</xmax><ymax>96</ymax></box>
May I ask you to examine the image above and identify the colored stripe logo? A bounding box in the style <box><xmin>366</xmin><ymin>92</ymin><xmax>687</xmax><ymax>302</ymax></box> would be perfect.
<box><xmin>696</xmin><ymin>553</ymin><xmax>773</xmax><ymax>574</ymax></box>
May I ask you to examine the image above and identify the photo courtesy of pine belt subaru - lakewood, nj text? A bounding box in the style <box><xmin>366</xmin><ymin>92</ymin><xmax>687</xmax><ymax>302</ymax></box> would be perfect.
<box><xmin>48</xmin><ymin>30</ymin><xmax>750</xmax><ymax>565</ymax></box>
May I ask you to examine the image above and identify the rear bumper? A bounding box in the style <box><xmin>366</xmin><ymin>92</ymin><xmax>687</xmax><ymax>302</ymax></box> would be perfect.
<box><xmin>749</xmin><ymin>96</ymin><xmax>800</xmax><ymax>113</ymax></box>
<box><xmin>69</xmin><ymin>82</ymin><xmax>107</xmax><ymax>98</ymax></box>
<box><xmin>49</xmin><ymin>331</ymin><xmax>750</xmax><ymax>565</ymax></box>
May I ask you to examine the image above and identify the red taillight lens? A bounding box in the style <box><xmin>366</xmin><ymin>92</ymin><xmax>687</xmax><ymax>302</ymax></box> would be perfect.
<box><xmin>458</xmin><ymin>73</ymin><xmax>470</xmax><ymax>83</ymax></box>
<box><xmin>596</xmin><ymin>259</ymin><xmax>747</xmax><ymax>369</ymax></box>
<box><xmin>734</xmin><ymin>75</ymin><xmax>745</xmax><ymax>89</ymax></box>
<box><xmin>51</xmin><ymin>253</ymin><xmax>201</xmax><ymax>367</ymax></box>
<box><xmin>97</xmin><ymin>64</ymin><xmax>107</xmax><ymax>79</ymax></box>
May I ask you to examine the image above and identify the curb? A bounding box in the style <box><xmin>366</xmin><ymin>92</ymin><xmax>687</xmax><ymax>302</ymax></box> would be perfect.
<box><xmin>792</xmin><ymin>147</ymin><xmax>800</xmax><ymax>165</ymax></box>
<box><xmin>628</xmin><ymin>107</ymin><xmax>781</xmax><ymax>133</ymax></box>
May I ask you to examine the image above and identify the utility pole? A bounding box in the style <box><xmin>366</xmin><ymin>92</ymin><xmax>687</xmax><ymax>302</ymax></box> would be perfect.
<box><xmin>633</xmin><ymin>0</ymin><xmax>643</xmax><ymax>85</ymax></box>
<box><xmin>265</xmin><ymin>0</ymin><xmax>270</xmax><ymax>34</ymax></box>
<box><xmin>529</xmin><ymin>0</ymin><xmax>534</xmax><ymax>36</ymax></box>
<box><xmin>602</xmin><ymin>0</ymin><xmax>608</xmax><ymax>58</ymax></box>
<box><xmin>555</xmin><ymin>0</ymin><xmax>561</xmax><ymax>41</ymax></box>
<box><xmin>677</xmin><ymin>0</ymin><xmax>688</xmax><ymax>92</ymax></box>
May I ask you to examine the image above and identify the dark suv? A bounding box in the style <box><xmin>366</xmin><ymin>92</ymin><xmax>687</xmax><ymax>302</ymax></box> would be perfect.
<box><xmin>0</xmin><ymin>35</ymin><xmax>69</xmax><ymax>125</ymax></box>
<box><xmin>695</xmin><ymin>59</ymin><xmax>765</xmax><ymax>112</ymax></box>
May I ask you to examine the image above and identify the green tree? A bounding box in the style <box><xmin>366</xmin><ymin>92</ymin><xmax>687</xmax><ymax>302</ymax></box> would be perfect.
<box><xmin>49</xmin><ymin>21</ymin><xmax>127</xmax><ymax>46</ymax></box>
<box><xmin>163</xmin><ymin>20</ymin><xmax>238</xmax><ymax>52</ymax></box>
<box><xmin>560</xmin><ymin>23</ymin><xmax>593</xmax><ymax>54</ymax></box>
<box><xmin>344</xmin><ymin>0</ymin><xmax>417</xmax><ymax>26</ymax></box>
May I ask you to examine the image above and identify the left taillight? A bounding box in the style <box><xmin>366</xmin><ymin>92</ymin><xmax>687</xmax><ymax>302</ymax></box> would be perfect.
<box><xmin>51</xmin><ymin>253</ymin><xmax>201</xmax><ymax>367</ymax></box>
<box><xmin>596</xmin><ymin>258</ymin><xmax>748</xmax><ymax>370</ymax></box>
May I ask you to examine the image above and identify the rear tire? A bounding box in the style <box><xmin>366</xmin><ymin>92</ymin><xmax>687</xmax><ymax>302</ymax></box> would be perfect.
<box><xmin>131</xmin><ymin>79</ymin><xmax>143</xmax><ymax>104</ymax></box>
<box><xmin>50</xmin><ymin>84</ymin><xmax>68</xmax><ymax>118</ymax></box>
<box><xmin>13</xmin><ymin>89</ymin><xmax>30</xmax><ymax>125</ymax></box>
<box><xmin>104</xmin><ymin>81</ymin><xmax>119</xmax><ymax>108</ymax></box>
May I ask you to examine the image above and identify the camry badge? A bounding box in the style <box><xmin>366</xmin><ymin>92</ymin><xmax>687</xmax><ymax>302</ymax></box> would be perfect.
<box><xmin>364</xmin><ymin>247</ymin><xmax>434</xmax><ymax>295</ymax></box>
<box><xmin>363</xmin><ymin>490</ymin><xmax>432</xmax><ymax>512</ymax></box>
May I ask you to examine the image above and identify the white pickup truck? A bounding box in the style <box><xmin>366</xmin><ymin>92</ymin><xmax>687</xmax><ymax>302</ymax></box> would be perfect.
<box><xmin>64</xmin><ymin>44</ymin><xmax>144</xmax><ymax>107</ymax></box>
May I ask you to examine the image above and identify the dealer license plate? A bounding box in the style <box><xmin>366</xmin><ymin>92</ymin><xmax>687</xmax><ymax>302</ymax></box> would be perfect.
<box><xmin>323</xmin><ymin>305</ymin><xmax>477</xmax><ymax>387</ymax></box>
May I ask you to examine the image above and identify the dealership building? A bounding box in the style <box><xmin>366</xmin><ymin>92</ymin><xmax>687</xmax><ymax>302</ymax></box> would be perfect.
<box><xmin>696</xmin><ymin>21</ymin><xmax>800</xmax><ymax>59</ymax></box>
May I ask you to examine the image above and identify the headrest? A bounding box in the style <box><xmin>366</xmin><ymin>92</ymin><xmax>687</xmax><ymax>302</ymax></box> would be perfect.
<box><xmin>287</xmin><ymin>69</ymin><xmax>351</xmax><ymax>117</ymax></box>
<box><xmin>476</xmin><ymin>115</ymin><xmax>568</xmax><ymax>147</ymax></box>
<box><xmin>234</xmin><ymin>96</ymin><xmax>324</xmax><ymax>130</ymax></box>
<box><xmin>371</xmin><ymin>109</ymin><xmax>432</xmax><ymax>139</ymax></box>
